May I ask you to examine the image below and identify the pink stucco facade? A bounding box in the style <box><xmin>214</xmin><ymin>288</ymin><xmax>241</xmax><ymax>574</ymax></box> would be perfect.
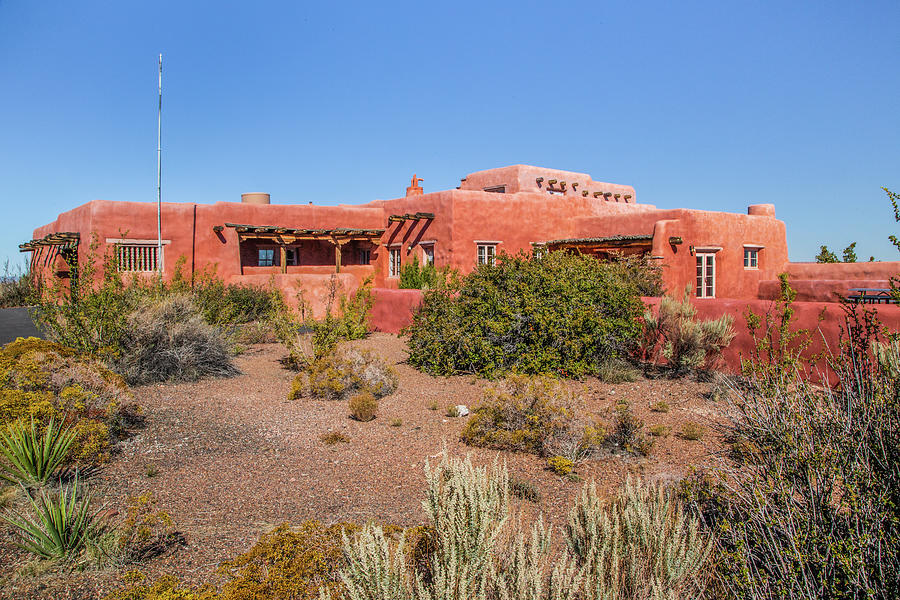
<box><xmin>24</xmin><ymin>164</ymin><xmax>900</xmax><ymax>315</ymax></box>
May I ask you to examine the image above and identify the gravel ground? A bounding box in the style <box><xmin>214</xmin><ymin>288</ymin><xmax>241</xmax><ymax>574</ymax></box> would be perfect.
<box><xmin>0</xmin><ymin>333</ymin><xmax>723</xmax><ymax>599</ymax></box>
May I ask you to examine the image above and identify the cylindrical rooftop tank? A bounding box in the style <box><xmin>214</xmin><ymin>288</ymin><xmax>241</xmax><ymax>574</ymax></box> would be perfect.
<box><xmin>241</xmin><ymin>193</ymin><xmax>271</xmax><ymax>205</ymax></box>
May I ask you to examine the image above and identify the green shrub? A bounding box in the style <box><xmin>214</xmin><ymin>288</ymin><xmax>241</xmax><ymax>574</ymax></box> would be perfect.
<box><xmin>289</xmin><ymin>347</ymin><xmax>397</xmax><ymax>402</ymax></box>
<box><xmin>648</xmin><ymin>424</ymin><xmax>671</xmax><ymax>437</ymax></box>
<box><xmin>742</xmin><ymin>273</ymin><xmax>821</xmax><ymax>392</ymax></box>
<box><xmin>389</xmin><ymin>418</ymin><xmax>403</xmax><ymax>427</ymax></box>
<box><xmin>650</xmin><ymin>401</ymin><xmax>670</xmax><ymax>413</ymax></box>
<box><xmin>444</xmin><ymin>405</ymin><xmax>459</xmax><ymax>417</ymax></box>
<box><xmin>643</xmin><ymin>287</ymin><xmax>735</xmax><ymax>375</ymax></box>
<box><xmin>460</xmin><ymin>376</ymin><xmax>575</xmax><ymax>455</ymax></box>
<box><xmin>190</xmin><ymin>267</ymin><xmax>276</xmax><ymax>326</ymax></box>
<box><xmin>1</xmin><ymin>478</ymin><xmax>103</xmax><ymax>560</ymax></box>
<box><xmin>271</xmin><ymin>276</ymin><xmax>374</xmax><ymax>368</ymax></box>
<box><xmin>0</xmin><ymin>416</ymin><xmax>76</xmax><ymax>486</ymax></box>
<box><xmin>115</xmin><ymin>294</ymin><xmax>239</xmax><ymax>385</ymax></box>
<box><xmin>406</xmin><ymin>250</ymin><xmax>645</xmax><ymax>378</ymax></box>
<box><xmin>398</xmin><ymin>258</ymin><xmax>458</xmax><ymax>290</ymax></box>
<box><xmin>679</xmin><ymin>421</ymin><xmax>704</xmax><ymax>441</ymax></box>
<box><xmin>547</xmin><ymin>455</ymin><xmax>574</xmax><ymax>476</ymax></box>
<box><xmin>606</xmin><ymin>253</ymin><xmax>664</xmax><ymax>297</ymax></box>
<box><xmin>348</xmin><ymin>391</ymin><xmax>378</xmax><ymax>422</ymax></box>
<box><xmin>33</xmin><ymin>235</ymin><xmax>134</xmax><ymax>357</ymax></box>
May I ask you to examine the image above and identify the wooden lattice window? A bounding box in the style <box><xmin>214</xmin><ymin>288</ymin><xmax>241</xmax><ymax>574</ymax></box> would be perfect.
<box><xmin>117</xmin><ymin>244</ymin><xmax>160</xmax><ymax>272</ymax></box>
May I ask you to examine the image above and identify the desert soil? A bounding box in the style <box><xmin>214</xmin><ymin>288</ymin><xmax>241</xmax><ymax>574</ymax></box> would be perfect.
<box><xmin>0</xmin><ymin>333</ymin><xmax>725</xmax><ymax>599</ymax></box>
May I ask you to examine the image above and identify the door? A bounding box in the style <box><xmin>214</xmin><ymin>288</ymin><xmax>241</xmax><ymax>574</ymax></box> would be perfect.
<box><xmin>696</xmin><ymin>253</ymin><xmax>715</xmax><ymax>298</ymax></box>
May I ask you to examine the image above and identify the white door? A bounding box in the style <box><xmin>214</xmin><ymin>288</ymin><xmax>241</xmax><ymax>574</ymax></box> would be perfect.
<box><xmin>696</xmin><ymin>253</ymin><xmax>715</xmax><ymax>298</ymax></box>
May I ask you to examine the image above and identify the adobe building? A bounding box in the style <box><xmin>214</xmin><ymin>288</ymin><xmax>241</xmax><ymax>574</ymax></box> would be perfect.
<box><xmin>21</xmin><ymin>164</ymin><xmax>900</xmax><ymax>314</ymax></box>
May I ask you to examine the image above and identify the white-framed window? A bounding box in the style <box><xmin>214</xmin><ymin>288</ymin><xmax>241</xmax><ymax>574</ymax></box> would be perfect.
<box><xmin>422</xmin><ymin>245</ymin><xmax>434</xmax><ymax>266</ymax></box>
<box><xmin>116</xmin><ymin>244</ymin><xmax>161</xmax><ymax>272</ymax></box>
<box><xmin>477</xmin><ymin>243</ymin><xmax>497</xmax><ymax>266</ymax></box>
<box><xmin>389</xmin><ymin>247</ymin><xmax>401</xmax><ymax>277</ymax></box>
<box><xmin>258</xmin><ymin>248</ymin><xmax>274</xmax><ymax>267</ymax></box>
<box><xmin>743</xmin><ymin>248</ymin><xmax>759</xmax><ymax>269</ymax></box>
<box><xmin>696</xmin><ymin>253</ymin><xmax>716</xmax><ymax>298</ymax></box>
<box><xmin>358</xmin><ymin>249</ymin><xmax>371</xmax><ymax>265</ymax></box>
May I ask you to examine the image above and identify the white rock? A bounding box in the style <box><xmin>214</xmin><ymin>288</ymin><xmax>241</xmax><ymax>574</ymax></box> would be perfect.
<box><xmin>455</xmin><ymin>405</ymin><xmax>470</xmax><ymax>417</ymax></box>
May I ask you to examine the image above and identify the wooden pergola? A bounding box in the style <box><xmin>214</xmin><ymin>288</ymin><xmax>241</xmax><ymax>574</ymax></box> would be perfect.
<box><xmin>19</xmin><ymin>231</ymin><xmax>80</xmax><ymax>253</ymax></box>
<box><xmin>542</xmin><ymin>234</ymin><xmax>653</xmax><ymax>258</ymax></box>
<box><xmin>19</xmin><ymin>232</ymin><xmax>80</xmax><ymax>272</ymax></box>
<box><xmin>223</xmin><ymin>223</ymin><xmax>385</xmax><ymax>273</ymax></box>
<box><xmin>387</xmin><ymin>212</ymin><xmax>434</xmax><ymax>224</ymax></box>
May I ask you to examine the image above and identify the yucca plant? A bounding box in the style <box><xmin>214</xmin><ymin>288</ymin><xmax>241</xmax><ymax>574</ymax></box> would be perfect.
<box><xmin>0</xmin><ymin>416</ymin><xmax>76</xmax><ymax>486</ymax></box>
<box><xmin>2</xmin><ymin>478</ymin><xmax>102</xmax><ymax>560</ymax></box>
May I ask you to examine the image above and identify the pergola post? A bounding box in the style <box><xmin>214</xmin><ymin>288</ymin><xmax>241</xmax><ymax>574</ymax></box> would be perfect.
<box><xmin>280</xmin><ymin>245</ymin><xmax>287</xmax><ymax>274</ymax></box>
<box><xmin>333</xmin><ymin>238</ymin><xmax>349</xmax><ymax>273</ymax></box>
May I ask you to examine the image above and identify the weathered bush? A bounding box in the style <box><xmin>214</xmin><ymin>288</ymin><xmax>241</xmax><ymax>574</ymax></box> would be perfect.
<box><xmin>334</xmin><ymin>453</ymin><xmax>709</xmax><ymax>600</ymax></box>
<box><xmin>0</xmin><ymin>261</ymin><xmax>34</xmax><ymax>308</ymax></box>
<box><xmin>271</xmin><ymin>276</ymin><xmax>374</xmax><ymax>368</ymax></box>
<box><xmin>0</xmin><ymin>337</ymin><xmax>135</xmax><ymax>464</ymax></box>
<box><xmin>115</xmin><ymin>294</ymin><xmax>239</xmax><ymax>385</ymax></box>
<box><xmin>460</xmin><ymin>376</ymin><xmax>579</xmax><ymax>455</ymax></box>
<box><xmin>406</xmin><ymin>250</ymin><xmax>645</xmax><ymax>378</ymax></box>
<box><xmin>608</xmin><ymin>403</ymin><xmax>653</xmax><ymax>456</ymax></box>
<box><xmin>685</xmin><ymin>302</ymin><xmax>900</xmax><ymax>599</ymax></box>
<box><xmin>348</xmin><ymin>391</ymin><xmax>378</xmax><ymax>422</ymax></box>
<box><xmin>288</xmin><ymin>346</ymin><xmax>397</xmax><ymax>402</ymax></box>
<box><xmin>104</xmin><ymin>520</ymin><xmax>359</xmax><ymax>600</ymax></box>
<box><xmin>643</xmin><ymin>287</ymin><xmax>735</xmax><ymax>375</ymax></box>
<box><xmin>564</xmin><ymin>478</ymin><xmax>710</xmax><ymax>598</ymax></box>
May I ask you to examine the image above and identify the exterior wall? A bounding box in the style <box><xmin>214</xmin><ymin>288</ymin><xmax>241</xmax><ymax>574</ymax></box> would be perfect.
<box><xmin>27</xmin><ymin>164</ymin><xmax>894</xmax><ymax>314</ymax></box>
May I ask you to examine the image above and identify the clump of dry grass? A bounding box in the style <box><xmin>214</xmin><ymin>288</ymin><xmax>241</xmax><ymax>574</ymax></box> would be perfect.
<box><xmin>320</xmin><ymin>431</ymin><xmax>350</xmax><ymax>445</ymax></box>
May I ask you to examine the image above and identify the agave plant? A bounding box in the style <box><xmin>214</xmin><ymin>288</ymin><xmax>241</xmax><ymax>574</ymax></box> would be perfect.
<box><xmin>2</xmin><ymin>478</ymin><xmax>102</xmax><ymax>560</ymax></box>
<box><xmin>0</xmin><ymin>416</ymin><xmax>77</xmax><ymax>486</ymax></box>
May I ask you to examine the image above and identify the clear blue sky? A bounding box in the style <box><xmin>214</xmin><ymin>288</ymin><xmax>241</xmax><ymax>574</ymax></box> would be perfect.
<box><xmin>1</xmin><ymin>0</ymin><xmax>898</xmax><ymax>270</ymax></box>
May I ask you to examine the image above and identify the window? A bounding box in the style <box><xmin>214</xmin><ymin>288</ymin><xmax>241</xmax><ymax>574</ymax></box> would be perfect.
<box><xmin>358</xmin><ymin>249</ymin><xmax>371</xmax><ymax>265</ymax></box>
<box><xmin>117</xmin><ymin>244</ymin><xmax>160</xmax><ymax>272</ymax></box>
<box><xmin>422</xmin><ymin>245</ymin><xmax>434</xmax><ymax>266</ymax></box>
<box><xmin>696</xmin><ymin>253</ymin><xmax>716</xmax><ymax>298</ymax></box>
<box><xmin>286</xmin><ymin>248</ymin><xmax>299</xmax><ymax>266</ymax></box>
<box><xmin>258</xmin><ymin>248</ymin><xmax>274</xmax><ymax>267</ymax></box>
<box><xmin>483</xmin><ymin>185</ymin><xmax>506</xmax><ymax>193</ymax></box>
<box><xmin>477</xmin><ymin>244</ymin><xmax>496</xmax><ymax>266</ymax></box>
<box><xmin>389</xmin><ymin>247</ymin><xmax>401</xmax><ymax>277</ymax></box>
<box><xmin>743</xmin><ymin>248</ymin><xmax>759</xmax><ymax>269</ymax></box>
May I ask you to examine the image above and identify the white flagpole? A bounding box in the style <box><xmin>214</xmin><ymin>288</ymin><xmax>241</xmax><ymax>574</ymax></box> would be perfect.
<box><xmin>156</xmin><ymin>53</ymin><xmax>163</xmax><ymax>275</ymax></box>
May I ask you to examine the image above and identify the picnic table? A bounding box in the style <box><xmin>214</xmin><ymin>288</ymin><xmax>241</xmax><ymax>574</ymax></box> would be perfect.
<box><xmin>847</xmin><ymin>288</ymin><xmax>897</xmax><ymax>304</ymax></box>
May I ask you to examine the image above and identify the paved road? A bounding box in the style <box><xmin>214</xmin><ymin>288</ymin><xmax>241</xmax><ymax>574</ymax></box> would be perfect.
<box><xmin>0</xmin><ymin>307</ymin><xmax>43</xmax><ymax>345</ymax></box>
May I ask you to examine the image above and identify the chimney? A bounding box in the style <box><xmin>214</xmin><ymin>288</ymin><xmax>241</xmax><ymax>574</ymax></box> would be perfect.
<box><xmin>241</xmin><ymin>193</ymin><xmax>270</xmax><ymax>205</ymax></box>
